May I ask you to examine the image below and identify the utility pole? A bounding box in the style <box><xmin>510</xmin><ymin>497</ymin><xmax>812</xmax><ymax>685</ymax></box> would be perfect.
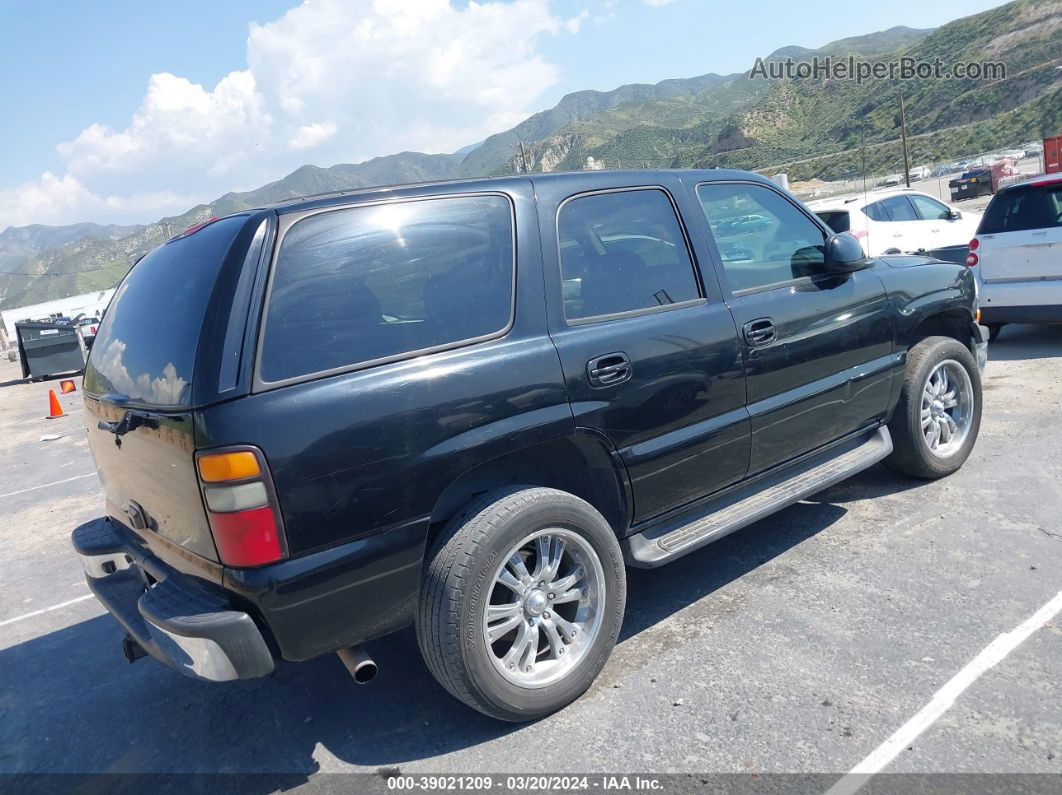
<box><xmin>514</xmin><ymin>141</ymin><xmax>533</xmax><ymax>174</ymax></box>
<box><xmin>898</xmin><ymin>88</ymin><xmax>911</xmax><ymax>188</ymax></box>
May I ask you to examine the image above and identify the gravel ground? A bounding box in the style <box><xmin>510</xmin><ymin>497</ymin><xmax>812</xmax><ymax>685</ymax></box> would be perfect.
<box><xmin>0</xmin><ymin>325</ymin><xmax>1059</xmax><ymax>788</ymax></box>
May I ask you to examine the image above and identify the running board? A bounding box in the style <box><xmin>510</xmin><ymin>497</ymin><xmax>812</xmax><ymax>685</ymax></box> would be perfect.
<box><xmin>624</xmin><ymin>427</ymin><xmax>892</xmax><ymax>568</ymax></box>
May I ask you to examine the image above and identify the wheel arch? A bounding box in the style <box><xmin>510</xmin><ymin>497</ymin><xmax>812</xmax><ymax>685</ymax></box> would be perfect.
<box><xmin>426</xmin><ymin>431</ymin><xmax>632</xmax><ymax>548</ymax></box>
<box><xmin>907</xmin><ymin>309</ymin><xmax>976</xmax><ymax>349</ymax></box>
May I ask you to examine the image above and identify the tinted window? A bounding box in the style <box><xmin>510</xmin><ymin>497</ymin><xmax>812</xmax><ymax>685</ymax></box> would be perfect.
<box><xmin>816</xmin><ymin>210</ymin><xmax>850</xmax><ymax>233</ymax></box>
<box><xmin>260</xmin><ymin>195</ymin><xmax>513</xmax><ymax>382</ymax></box>
<box><xmin>879</xmin><ymin>196</ymin><xmax>918</xmax><ymax>222</ymax></box>
<box><xmin>697</xmin><ymin>183</ymin><xmax>826</xmax><ymax>292</ymax></box>
<box><xmin>557</xmin><ymin>189</ymin><xmax>700</xmax><ymax>321</ymax></box>
<box><xmin>864</xmin><ymin>201</ymin><xmax>889</xmax><ymax>222</ymax></box>
<box><xmin>978</xmin><ymin>183</ymin><xmax>1062</xmax><ymax>234</ymax></box>
<box><xmin>909</xmin><ymin>194</ymin><xmax>952</xmax><ymax>221</ymax></box>
<box><xmin>84</xmin><ymin>216</ymin><xmax>248</xmax><ymax>407</ymax></box>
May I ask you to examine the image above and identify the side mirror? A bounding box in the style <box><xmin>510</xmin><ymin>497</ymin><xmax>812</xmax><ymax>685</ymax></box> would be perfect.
<box><xmin>824</xmin><ymin>232</ymin><xmax>870</xmax><ymax>273</ymax></box>
<box><xmin>947</xmin><ymin>209</ymin><xmax>962</xmax><ymax>220</ymax></box>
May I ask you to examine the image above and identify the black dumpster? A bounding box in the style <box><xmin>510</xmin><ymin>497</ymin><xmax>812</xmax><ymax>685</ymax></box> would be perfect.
<box><xmin>949</xmin><ymin>170</ymin><xmax>993</xmax><ymax>201</ymax></box>
<box><xmin>15</xmin><ymin>320</ymin><xmax>86</xmax><ymax>381</ymax></box>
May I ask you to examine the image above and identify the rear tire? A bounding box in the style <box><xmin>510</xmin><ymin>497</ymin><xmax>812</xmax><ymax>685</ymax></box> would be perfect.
<box><xmin>416</xmin><ymin>487</ymin><xmax>625</xmax><ymax>722</ymax></box>
<box><xmin>885</xmin><ymin>336</ymin><xmax>982</xmax><ymax>479</ymax></box>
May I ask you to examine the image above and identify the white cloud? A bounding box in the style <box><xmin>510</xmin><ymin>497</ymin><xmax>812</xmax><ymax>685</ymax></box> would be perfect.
<box><xmin>0</xmin><ymin>171</ymin><xmax>198</xmax><ymax>228</ymax></box>
<box><xmin>1</xmin><ymin>0</ymin><xmax>578</xmax><ymax>230</ymax></box>
<box><xmin>289</xmin><ymin>122</ymin><xmax>338</xmax><ymax>150</ymax></box>
<box><xmin>642</xmin><ymin>0</ymin><xmax>676</xmax><ymax>6</ymax></box>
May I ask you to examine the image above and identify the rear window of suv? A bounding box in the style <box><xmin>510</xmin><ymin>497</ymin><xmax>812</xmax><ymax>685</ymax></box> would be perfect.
<box><xmin>259</xmin><ymin>194</ymin><xmax>514</xmax><ymax>383</ymax></box>
<box><xmin>815</xmin><ymin>210</ymin><xmax>850</xmax><ymax>233</ymax></box>
<box><xmin>978</xmin><ymin>182</ymin><xmax>1062</xmax><ymax>234</ymax></box>
<box><xmin>84</xmin><ymin>216</ymin><xmax>249</xmax><ymax>408</ymax></box>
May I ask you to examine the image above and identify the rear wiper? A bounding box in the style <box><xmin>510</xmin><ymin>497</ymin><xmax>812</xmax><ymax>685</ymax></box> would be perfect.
<box><xmin>97</xmin><ymin>410</ymin><xmax>161</xmax><ymax>446</ymax></box>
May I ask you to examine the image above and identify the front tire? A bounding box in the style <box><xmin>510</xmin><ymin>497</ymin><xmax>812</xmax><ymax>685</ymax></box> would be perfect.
<box><xmin>417</xmin><ymin>487</ymin><xmax>626</xmax><ymax>722</ymax></box>
<box><xmin>885</xmin><ymin>336</ymin><xmax>982</xmax><ymax>479</ymax></box>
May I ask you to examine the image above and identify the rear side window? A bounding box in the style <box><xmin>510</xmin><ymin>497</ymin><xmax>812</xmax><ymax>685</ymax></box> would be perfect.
<box><xmin>557</xmin><ymin>189</ymin><xmax>700</xmax><ymax>321</ymax></box>
<box><xmin>864</xmin><ymin>201</ymin><xmax>889</xmax><ymax>222</ymax></box>
<box><xmin>816</xmin><ymin>211</ymin><xmax>850</xmax><ymax>233</ymax></box>
<box><xmin>879</xmin><ymin>196</ymin><xmax>919</xmax><ymax>222</ymax></box>
<box><xmin>84</xmin><ymin>216</ymin><xmax>248</xmax><ymax>407</ymax></box>
<box><xmin>260</xmin><ymin>195</ymin><xmax>514</xmax><ymax>382</ymax></box>
<box><xmin>978</xmin><ymin>184</ymin><xmax>1062</xmax><ymax>234</ymax></box>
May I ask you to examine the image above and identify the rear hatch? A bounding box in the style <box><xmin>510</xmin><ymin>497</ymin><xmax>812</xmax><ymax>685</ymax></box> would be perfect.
<box><xmin>83</xmin><ymin>215</ymin><xmax>264</xmax><ymax>563</ymax></box>
<box><xmin>977</xmin><ymin>180</ymin><xmax>1062</xmax><ymax>282</ymax></box>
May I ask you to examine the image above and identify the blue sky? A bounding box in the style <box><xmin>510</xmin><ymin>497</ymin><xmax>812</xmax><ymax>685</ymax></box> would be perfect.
<box><xmin>0</xmin><ymin>0</ymin><xmax>1008</xmax><ymax>229</ymax></box>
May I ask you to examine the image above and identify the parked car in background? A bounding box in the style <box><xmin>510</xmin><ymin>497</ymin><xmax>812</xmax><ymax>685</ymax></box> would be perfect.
<box><xmin>808</xmin><ymin>188</ymin><xmax>981</xmax><ymax>258</ymax></box>
<box><xmin>72</xmin><ymin>169</ymin><xmax>985</xmax><ymax>722</ymax></box>
<box><xmin>969</xmin><ymin>174</ymin><xmax>1062</xmax><ymax>340</ymax></box>
<box><xmin>76</xmin><ymin>316</ymin><xmax>100</xmax><ymax>350</ymax></box>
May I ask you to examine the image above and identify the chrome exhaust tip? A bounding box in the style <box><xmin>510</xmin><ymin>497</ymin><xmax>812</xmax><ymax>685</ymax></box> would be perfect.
<box><xmin>337</xmin><ymin>645</ymin><xmax>377</xmax><ymax>684</ymax></box>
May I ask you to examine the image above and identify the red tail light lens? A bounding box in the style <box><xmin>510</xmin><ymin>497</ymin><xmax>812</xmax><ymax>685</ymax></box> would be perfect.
<box><xmin>968</xmin><ymin>238</ymin><xmax>979</xmax><ymax>251</ymax></box>
<box><xmin>851</xmin><ymin>230</ymin><xmax>868</xmax><ymax>240</ymax></box>
<box><xmin>196</xmin><ymin>447</ymin><xmax>287</xmax><ymax>568</ymax></box>
<box><xmin>209</xmin><ymin>507</ymin><xmax>283</xmax><ymax>567</ymax></box>
<box><xmin>966</xmin><ymin>252</ymin><xmax>979</xmax><ymax>267</ymax></box>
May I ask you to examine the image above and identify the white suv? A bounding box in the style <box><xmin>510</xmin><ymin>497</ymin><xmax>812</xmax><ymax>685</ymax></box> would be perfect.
<box><xmin>969</xmin><ymin>174</ymin><xmax>1062</xmax><ymax>340</ymax></box>
<box><xmin>807</xmin><ymin>188</ymin><xmax>981</xmax><ymax>259</ymax></box>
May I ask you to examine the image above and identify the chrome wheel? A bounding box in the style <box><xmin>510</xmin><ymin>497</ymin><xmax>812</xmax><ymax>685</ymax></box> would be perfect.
<box><xmin>483</xmin><ymin>528</ymin><xmax>605</xmax><ymax>688</ymax></box>
<box><xmin>920</xmin><ymin>359</ymin><xmax>974</xmax><ymax>458</ymax></box>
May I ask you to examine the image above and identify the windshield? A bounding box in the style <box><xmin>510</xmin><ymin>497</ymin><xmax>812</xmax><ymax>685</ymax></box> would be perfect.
<box><xmin>83</xmin><ymin>216</ymin><xmax>248</xmax><ymax>407</ymax></box>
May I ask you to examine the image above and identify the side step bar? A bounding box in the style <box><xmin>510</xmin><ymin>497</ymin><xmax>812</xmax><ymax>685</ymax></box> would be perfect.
<box><xmin>624</xmin><ymin>426</ymin><xmax>893</xmax><ymax>568</ymax></box>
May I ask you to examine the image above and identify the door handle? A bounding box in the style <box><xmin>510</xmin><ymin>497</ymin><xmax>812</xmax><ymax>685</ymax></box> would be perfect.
<box><xmin>743</xmin><ymin>318</ymin><xmax>776</xmax><ymax>346</ymax></box>
<box><xmin>587</xmin><ymin>352</ymin><xmax>632</xmax><ymax>387</ymax></box>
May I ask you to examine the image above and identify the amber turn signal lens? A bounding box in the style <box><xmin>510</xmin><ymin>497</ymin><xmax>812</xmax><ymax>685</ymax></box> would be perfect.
<box><xmin>197</xmin><ymin>451</ymin><xmax>261</xmax><ymax>482</ymax></box>
<box><xmin>975</xmin><ymin>308</ymin><xmax>982</xmax><ymax>324</ymax></box>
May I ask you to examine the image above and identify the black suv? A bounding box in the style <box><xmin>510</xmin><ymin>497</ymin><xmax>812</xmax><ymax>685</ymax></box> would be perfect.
<box><xmin>72</xmin><ymin>170</ymin><xmax>987</xmax><ymax>721</ymax></box>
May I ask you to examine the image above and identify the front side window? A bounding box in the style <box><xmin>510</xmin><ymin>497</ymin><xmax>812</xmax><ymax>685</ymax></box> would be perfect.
<box><xmin>909</xmin><ymin>195</ymin><xmax>952</xmax><ymax>221</ymax></box>
<box><xmin>260</xmin><ymin>195</ymin><xmax>514</xmax><ymax>383</ymax></box>
<box><xmin>557</xmin><ymin>189</ymin><xmax>700</xmax><ymax>321</ymax></box>
<box><xmin>697</xmin><ymin>182</ymin><xmax>826</xmax><ymax>293</ymax></box>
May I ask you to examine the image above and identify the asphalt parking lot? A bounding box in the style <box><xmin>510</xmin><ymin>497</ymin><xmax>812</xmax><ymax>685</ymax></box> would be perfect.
<box><xmin>1</xmin><ymin>326</ymin><xmax>1060</xmax><ymax>786</ymax></box>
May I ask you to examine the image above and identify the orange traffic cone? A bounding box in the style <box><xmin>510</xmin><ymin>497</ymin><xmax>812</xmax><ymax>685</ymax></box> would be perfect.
<box><xmin>60</xmin><ymin>379</ymin><xmax>77</xmax><ymax>394</ymax></box>
<box><xmin>46</xmin><ymin>389</ymin><xmax>65</xmax><ymax>419</ymax></box>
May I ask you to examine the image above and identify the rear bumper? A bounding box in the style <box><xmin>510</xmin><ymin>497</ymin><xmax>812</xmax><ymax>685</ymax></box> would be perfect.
<box><xmin>72</xmin><ymin>518</ymin><xmax>275</xmax><ymax>682</ymax></box>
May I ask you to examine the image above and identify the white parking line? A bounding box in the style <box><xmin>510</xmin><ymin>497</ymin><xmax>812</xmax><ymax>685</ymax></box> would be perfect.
<box><xmin>0</xmin><ymin>593</ymin><xmax>96</xmax><ymax>628</ymax></box>
<box><xmin>826</xmin><ymin>589</ymin><xmax>1062</xmax><ymax>795</ymax></box>
<box><xmin>0</xmin><ymin>472</ymin><xmax>97</xmax><ymax>499</ymax></box>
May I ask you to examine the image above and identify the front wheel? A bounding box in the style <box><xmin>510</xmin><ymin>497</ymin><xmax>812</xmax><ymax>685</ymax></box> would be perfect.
<box><xmin>885</xmin><ymin>336</ymin><xmax>982</xmax><ymax>479</ymax></box>
<box><xmin>417</xmin><ymin>487</ymin><xmax>625</xmax><ymax>722</ymax></box>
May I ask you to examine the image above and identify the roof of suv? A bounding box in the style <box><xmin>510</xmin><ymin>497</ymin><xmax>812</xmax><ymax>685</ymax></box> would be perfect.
<box><xmin>258</xmin><ymin>168</ymin><xmax>775</xmax><ymax>215</ymax></box>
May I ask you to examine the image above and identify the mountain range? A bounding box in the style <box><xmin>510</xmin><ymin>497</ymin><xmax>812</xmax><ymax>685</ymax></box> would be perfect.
<box><xmin>2</xmin><ymin>0</ymin><xmax>1059</xmax><ymax>311</ymax></box>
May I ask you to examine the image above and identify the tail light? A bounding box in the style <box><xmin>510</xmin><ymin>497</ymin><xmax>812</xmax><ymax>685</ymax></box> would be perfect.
<box><xmin>966</xmin><ymin>238</ymin><xmax>979</xmax><ymax>267</ymax></box>
<box><xmin>850</xmin><ymin>230</ymin><xmax>868</xmax><ymax>240</ymax></box>
<box><xmin>89</xmin><ymin>325</ymin><xmax>97</xmax><ymax>335</ymax></box>
<box><xmin>196</xmin><ymin>448</ymin><xmax>287</xmax><ymax>567</ymax></box>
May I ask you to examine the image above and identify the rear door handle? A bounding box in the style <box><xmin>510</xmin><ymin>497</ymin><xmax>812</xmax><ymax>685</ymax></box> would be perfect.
<box><xmin>587</xmin><ymin>352</ymin><xmax>632</xmax><ymax>387</ymax></box>
<box><xmin>743</xmin><ymin>318</ymin><xmax>776</xmax><ymax>346</ymax></box>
